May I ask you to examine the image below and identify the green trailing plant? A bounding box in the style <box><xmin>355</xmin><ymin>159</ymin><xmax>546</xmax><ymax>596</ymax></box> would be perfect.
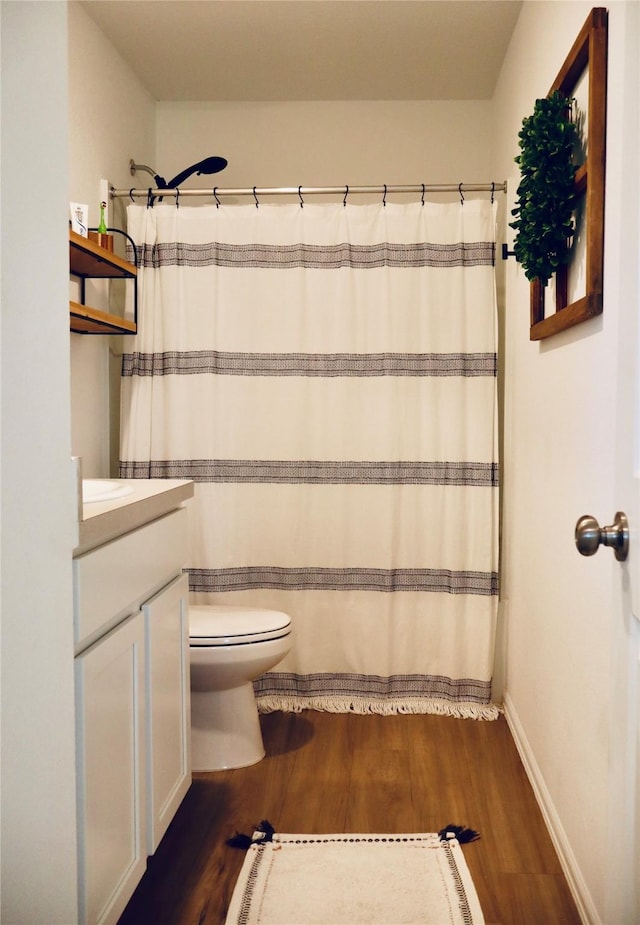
<box><xmin>510</xmin><ymin>90</ymin><xmax>579</xmax><ymax>285</ymax></box>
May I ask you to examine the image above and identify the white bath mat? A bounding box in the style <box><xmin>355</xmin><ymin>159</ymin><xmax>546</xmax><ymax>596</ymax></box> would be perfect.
<box><xmin>225</xmin><ymin>826</ymin><xmax>484</xmax><ymax>924</ymax></box>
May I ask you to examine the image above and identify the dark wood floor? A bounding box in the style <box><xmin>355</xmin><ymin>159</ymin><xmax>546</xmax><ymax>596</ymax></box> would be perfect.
<box><xmin>118</xmin><ymin>711</ymin><xmax>582</xmax><ymax>925</ymax></box>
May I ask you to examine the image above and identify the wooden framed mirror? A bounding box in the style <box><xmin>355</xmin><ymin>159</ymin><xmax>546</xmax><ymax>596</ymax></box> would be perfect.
<box><xmin>529</xmin><ymin>8</ymin><xmax>608</xmax><ymax>341</ymax></box>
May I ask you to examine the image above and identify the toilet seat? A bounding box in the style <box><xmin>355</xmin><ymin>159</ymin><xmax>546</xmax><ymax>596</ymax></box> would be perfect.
<box><xmin>189</xmin><ymin>605</ymin><xmax>291</xmax><ymax>646</ymax></box>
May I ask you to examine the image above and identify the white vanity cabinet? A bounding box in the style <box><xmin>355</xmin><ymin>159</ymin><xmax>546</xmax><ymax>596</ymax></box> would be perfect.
<box><xmin>75</xmin><ymin>611</ymin><xmax>147</xmax><ymax>925</ymax></box>
<box><xmin>74</xmin><ymin>501</ymin><xmax>192</xmax><ymax>925</ymax></box>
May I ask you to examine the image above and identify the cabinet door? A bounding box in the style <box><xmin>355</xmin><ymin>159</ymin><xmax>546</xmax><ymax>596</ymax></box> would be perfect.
<box><xmin>143</xmin><ymin>572</ymin><xmax>191</xmax><ymax>853</ymax></box>
<box><xmin>76</xmin><ymin>611</ymin><xmax>146</xmax><ymax>925</ymax></box>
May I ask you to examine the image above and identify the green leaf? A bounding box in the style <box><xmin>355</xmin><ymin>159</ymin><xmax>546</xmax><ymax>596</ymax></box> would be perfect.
<box><xmin>511</xmin><ymin>90</ymin><xmax>578</xmax><ymax>284</ymax></box>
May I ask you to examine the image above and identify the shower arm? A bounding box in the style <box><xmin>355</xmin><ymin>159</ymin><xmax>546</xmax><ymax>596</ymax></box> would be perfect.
<box><xmin>130</xmin><ymin>159</ymin><xmax>168</xmax><ymax>188</ymax></box>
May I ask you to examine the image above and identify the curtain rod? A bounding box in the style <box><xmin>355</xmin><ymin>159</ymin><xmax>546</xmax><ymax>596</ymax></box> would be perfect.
<box><xmin>111</xmin><ymin>181</ymin><xmax>507</xmax><ymax>201</ymax></box>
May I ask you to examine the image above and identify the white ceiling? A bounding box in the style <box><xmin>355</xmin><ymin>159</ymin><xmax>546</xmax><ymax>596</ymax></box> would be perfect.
<box><xmin>81</xmin><ymin>0</ymin><xmax>522</xmax><ymax>102</ymax></box>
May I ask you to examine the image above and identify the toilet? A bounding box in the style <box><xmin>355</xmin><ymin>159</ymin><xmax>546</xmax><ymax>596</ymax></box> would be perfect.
<box><xmin>188</xmin><ymin>605</ymin><xmax>292</xmax><ymax>771</ymax></box>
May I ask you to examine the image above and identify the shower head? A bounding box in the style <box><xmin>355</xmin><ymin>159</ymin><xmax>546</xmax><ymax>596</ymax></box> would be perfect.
<box><xmin>129</xmin><ymin>156</ymin><xmax>228</xmax><ymax>189</ymax></box>
<box><xmin>166</xmin><ymin>157</ymin><xmax>228</xmax><ymax>188</ymax></box>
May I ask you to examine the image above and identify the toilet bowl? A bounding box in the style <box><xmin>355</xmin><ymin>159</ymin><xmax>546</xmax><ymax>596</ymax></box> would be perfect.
<box><xmin>189</xmin><ymin>605</ymin><xmax>292</xmax><ymax>771</ymax></box>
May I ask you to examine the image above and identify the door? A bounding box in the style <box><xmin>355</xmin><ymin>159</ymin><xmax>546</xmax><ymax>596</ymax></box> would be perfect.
<box><xmin>596</xmin><ymin>6</ymin><xmax>639</xmax><ymax>920</ymax></box>
<box><xmin>572</xmin><ymin>5</ymin><xmax>639</xmax><ymax>919</ymax></box>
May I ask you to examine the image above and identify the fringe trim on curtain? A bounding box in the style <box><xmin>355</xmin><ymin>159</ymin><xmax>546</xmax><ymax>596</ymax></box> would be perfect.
<box><xmin>256</xmin><ymin>694</ymin><xmax>501</xmax><ymax>721</ymax></box>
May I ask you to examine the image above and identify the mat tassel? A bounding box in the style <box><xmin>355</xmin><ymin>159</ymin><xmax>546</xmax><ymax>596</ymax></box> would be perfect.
<box><xmin>438</xmin><ymin>824</ymin><xmax>480</xmax><ymax>844</ymax></box>
<box><xmin>227</xmin><ymin>819</ymin><xmax>276</xmax><ymax>849</ymax></box>
<box><xmin>228</xmin><ymin>820</ymin><xmax>479</xmax><ymax>848</ymax></box>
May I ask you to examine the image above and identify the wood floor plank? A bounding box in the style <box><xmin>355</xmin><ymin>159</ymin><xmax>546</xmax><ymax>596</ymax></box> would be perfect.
<box><xmin>346</xmin><ymin>746</ymin><xmax>414</xmax><ymax>832</ymax></box>
<box><xmin>486</xmin><ymin>872</ymin><xmax>583</xmax><ymax>925</ymax></box>
<box><xmin>117</xmin><ymin>711</ymin><xmax>582</xmax><ymax>925</ymax></box>
<box><xmin>277</xmin><ymin>712</ymin><xmax>353</xmax><ymax>832</ymax></box>
<box><xmin>408</xmin><ymin>714</ymin><xmax>479</xmax><ymax>833</ymax></box>
<box><xmin>349</xmin><ymin>711</ymin><xmax>411</xmax><ymax>752</ymax></box>
<box><xmin>462</xmin><ymin>718</ymin><xmax>565</xmax><ymax>876</ymax></box>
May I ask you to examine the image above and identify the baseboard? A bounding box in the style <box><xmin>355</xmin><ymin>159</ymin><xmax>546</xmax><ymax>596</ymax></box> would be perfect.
<box><xmin>503</xmin><ymin>692</ymin><xmax>600</xmax><ymax>925</ymax></box>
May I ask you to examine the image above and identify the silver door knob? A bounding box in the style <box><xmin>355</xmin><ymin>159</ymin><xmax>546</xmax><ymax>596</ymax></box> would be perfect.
<box><xmin>575</xmin><ymin>512</ymin><xmax>629</xmax><ymax>561</ymax></box>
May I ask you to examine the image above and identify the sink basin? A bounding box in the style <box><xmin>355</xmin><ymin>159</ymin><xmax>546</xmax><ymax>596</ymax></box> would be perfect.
<box><xmin>82</xmin><ymin>479</ymin><xmax>134</xmax><ymax>503</ymax></box>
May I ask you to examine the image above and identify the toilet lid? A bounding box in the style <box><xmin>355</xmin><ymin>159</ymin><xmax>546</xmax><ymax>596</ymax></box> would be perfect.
<box><xmin>189</xmin><ymin>605</ymin><xmax>291</xmax><ymax>646</ymax></box>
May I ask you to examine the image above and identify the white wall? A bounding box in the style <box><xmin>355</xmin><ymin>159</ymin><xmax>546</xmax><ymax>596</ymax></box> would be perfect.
<box><xmin>0</xmin><ymin>2</ymin><xmax>78</xmax><ymax>920</ymax></box>
<box><xmin>156</xmin><ymin>99</ymin><xmax>493</xmax><ymax>200</ymax></box>
<box><xmin>68</xmin><ymin>1</ymin><xmax>155</xmax><ymax>477</ymax></box>
<box><xmin>494</xmin><ymin>2</ymin><xmax>639</xmax><ymax>921</ymax></box>
<box><xmin>0</xmin><ymin>4</ymin><xmax>156</xmax><ymax>917</ymax></box>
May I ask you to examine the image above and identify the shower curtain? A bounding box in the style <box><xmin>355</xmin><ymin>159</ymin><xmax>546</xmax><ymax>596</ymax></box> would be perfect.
<box><xmin>121</xmin><ymin>199</ymin><xmax>499</xmax><ymax>719</ymax></box>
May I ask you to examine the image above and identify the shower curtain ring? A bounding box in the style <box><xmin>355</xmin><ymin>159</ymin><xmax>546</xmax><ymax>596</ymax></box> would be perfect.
<box><xmin>298</xmin><ymin>185</ymin><xmax>304</xmax><ymax>208</ymax></box>
<box><xmin>213</xmin><ymin>187</ymin><xmax>220</xmax><ymax>207</ymax></box>
<box><xmin>129</xmin><ymin>188</ymin><xmax>135</xmax><ymax>202</ymax></box>
<box><xmin>491</xmin><ymin>182</ymin><xmax>495</xmax><ymax>204</ymax></box>
<box><xmin>343</xmin><ymin>185</ymin><xmax>349</xmax><ymax>207</ymax></box>
<box><xmin>175</xmin><ymin>187</ymin><xmax>180</xmax><ymax>209</ymax></box>
<box><xmin>421</xmin><ymin>183</ymin><xmax>425</xmax><ymax>206</ymax></box>
<box><xmin>146</xmin><ymin>187</ymin><xmax>154</xmax><ymax>209</ymax></box>
<box><xmin>459</xmin><ymin>183</ymin><xmax>465</xmax><ymax>205</ymax></box>
<box><xmin>383</xmin><ymin>184</ymin><xmax>387</xmax><ymax>207</ymax></box>
<box><xmin>253</xmin><ymin>186</ymin><xmax>259</xmax><ymax>208</ymax></box>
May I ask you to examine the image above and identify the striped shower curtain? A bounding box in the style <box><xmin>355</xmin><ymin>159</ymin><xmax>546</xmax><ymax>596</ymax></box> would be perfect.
<box><xmin>121</xmin><ymin>199</ymin><xmax>499</xmax><ymax>719</ymax></box>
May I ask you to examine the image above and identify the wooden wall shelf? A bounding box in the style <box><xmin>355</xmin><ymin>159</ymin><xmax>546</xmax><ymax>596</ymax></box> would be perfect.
<box><xmin>69</xmin><ymin>230</ymin><xmax>137</xmax><ymax>335</ymax></box>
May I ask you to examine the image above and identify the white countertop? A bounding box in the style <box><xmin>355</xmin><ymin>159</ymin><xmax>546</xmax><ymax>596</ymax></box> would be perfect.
<box><xmin>74</xmin><ymin>478</ymin><xmax>194</xmax><ymax>556</ymax></box>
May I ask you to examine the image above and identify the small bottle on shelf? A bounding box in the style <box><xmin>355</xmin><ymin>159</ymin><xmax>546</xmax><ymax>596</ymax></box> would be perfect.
<box><xmin>89</xmin><ymin>201</ymin><xmax>113</xmax><ymax>251</ymax></box>
<box><xmin>98</xmin><ymin>201</ymin><xmax>107</xmax><ymax>235</ymax></box>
